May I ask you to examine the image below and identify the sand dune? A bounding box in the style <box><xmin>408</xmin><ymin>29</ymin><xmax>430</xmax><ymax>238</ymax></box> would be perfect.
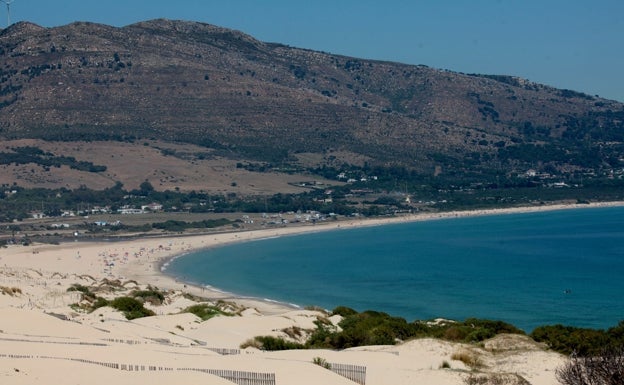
<box><xmin>3</xmin><ymin>202</ymin><xmax>613</xmax><ymax>384</ymax></box>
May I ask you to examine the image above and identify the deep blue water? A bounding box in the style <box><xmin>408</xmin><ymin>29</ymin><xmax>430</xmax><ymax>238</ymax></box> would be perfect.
<box><xmin>165</xmin><ymin>207</ymin><xmax>624</xmax><ymax>332</ymax></box>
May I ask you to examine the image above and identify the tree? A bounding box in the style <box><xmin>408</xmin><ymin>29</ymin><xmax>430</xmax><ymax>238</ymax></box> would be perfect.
<box><xmin>139</xmin><ymin>180</ymin><xmax>154</xmax><ymax>194</ymax></box>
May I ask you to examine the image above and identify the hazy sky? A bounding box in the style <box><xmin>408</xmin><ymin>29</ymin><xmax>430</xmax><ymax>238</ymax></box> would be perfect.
<box><xmin>3</xmin><ymin>0</ymin><xmax>623</xmax><ymax>102</ymax></box>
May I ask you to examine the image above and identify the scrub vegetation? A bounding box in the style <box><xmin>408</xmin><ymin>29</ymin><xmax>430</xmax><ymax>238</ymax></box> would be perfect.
<box><xmin>244</xmin><ymin>306</ymin><xmax>624</xmax><ymax>361</ymax></box>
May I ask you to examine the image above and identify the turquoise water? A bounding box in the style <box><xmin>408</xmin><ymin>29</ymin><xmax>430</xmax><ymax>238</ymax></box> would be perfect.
<box><xmin>165</xmin><ymin>207</ymin><xmax>624</xmax><ymax>332</ymax></box>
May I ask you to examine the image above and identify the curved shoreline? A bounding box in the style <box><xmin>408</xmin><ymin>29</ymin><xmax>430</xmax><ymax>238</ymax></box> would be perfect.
<box><xmin>141</xmin><ymin>201</ymin><xmax>624</xmax><ymax>315</ymax></box>
<box><xmin>159</xmin><ymin>249</ymin><xmax>305</xmax><ymax>313</ymax></box>
<box><xmin>3</xmin><ymin>200</ymin><xmax>624</xmax><ymax>316</ymax></box>
<box><xmin>3</xmin><ymin>202</ymin><xmax>619</xmax><ymax>385</ymax></box>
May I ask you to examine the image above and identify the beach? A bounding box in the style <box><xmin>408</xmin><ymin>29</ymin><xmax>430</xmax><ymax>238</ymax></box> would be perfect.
<box><xmin>3</xmin><ymin>201</ymin><xmax>619</xmax><ymax>384</ymax></box>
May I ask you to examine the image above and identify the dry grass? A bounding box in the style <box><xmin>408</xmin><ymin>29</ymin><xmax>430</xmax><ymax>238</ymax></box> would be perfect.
<box><xmin>303</xmin><ymin>305</ymin><xmax>329</xmax><ymax>314</ymax></box>
<box><xmin>240</xmin><ymin>338</ymin><xmax>262</xmax><ymax>350</ymax></box>
<box><xmin>0</xmin><ymin>286</ymin><xmax>22</xmax><ymax>296</ymax></box>
<box><xmin>481</xmin><ymin>333</ymin><xmax>548</xmax><ymax>353</ymax></box>
<box><xmin>0</xmin><ymin>139</ymin><xmax>338</xmax><ymax>194</ymax></box>
<box><xmin>282</xmin><ymin>326</ymin><xmax>304</xmax><ymax>339</ymax></box>
<box><xmin>452</xmin><ymin>350</ymin><xmax>484</xmax><ymax>370</ymax></box>
<box><xmin>463</xmin><ymin>373</ymin><xmax>530</xmax><ymax>385</ymax></box>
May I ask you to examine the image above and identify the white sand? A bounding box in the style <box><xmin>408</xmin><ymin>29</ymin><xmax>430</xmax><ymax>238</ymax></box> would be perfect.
<box><xmin>2</xmin><ymin>201</ymin><xmax>616</xmax><ymax>384</ymax></box>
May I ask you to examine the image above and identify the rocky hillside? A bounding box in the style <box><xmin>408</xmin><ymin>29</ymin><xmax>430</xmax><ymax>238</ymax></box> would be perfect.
<box><xmin>1</xmin><ymin>19</ymin><xmax>623</xmax><ymax>179</ymax></box>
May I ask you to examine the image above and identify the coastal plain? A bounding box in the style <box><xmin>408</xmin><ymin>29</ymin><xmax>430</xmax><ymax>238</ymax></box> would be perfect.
<box><xmin>4</xmin><ymin>202</ymin><xmax>619</xmax><ymax>384</ymax></box>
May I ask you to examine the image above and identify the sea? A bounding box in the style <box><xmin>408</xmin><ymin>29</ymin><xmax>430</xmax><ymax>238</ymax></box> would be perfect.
<box><xmin>164</xmin><ymin>206</ymin><xmax>624</xmax><ymax>332</ymax></box>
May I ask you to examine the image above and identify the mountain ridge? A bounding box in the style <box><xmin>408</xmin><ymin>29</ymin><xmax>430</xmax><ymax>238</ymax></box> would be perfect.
<box><xmin>1</xmin><ymin>19</ymin><xmax>623</xmax><ymax>187</ymax></box>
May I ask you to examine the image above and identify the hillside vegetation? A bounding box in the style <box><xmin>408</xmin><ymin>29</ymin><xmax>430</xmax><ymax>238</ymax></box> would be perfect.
<box><xmin>1</xmin><ymin>19</ymin><xmax>623</xmax><ymax>230</ymax></box>
<box><xmin>0</xmin><ymin>19</ymin><xmax>622</xmax><ymax>183</ymax></box>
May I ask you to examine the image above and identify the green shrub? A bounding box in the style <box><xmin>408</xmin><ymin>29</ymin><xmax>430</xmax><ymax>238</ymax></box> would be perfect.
<box><xmin>253</xmin><ymin>336</ymin><xmax>306</xmax><ymax>351</ymax></box>
<box><xmin>132</xmin><ymin>287</ymin><xmax>165</xmax><ymax>305</ymax></box>
<box><xmin>309</xmin><ymin>310</ymin><xmax>527</xmax><ymax>350</ymax></box>
<box><xmin>67</xmin><ymin>283</ymin><xmax>94</xmax><ymax>295</ymax></box>
<box><xmin>109</xmin><ymin>296</ymin><xmax>155</xmax><ymax>320</ymax></box>
<box><xmin>441</xmin><ymin>318</ymin><xmax>524</xmax><ymax>342</ymax></box>
<box><xmin>306</xmin><ymin>322</ymin><xmax>337</xmax><ymax>348</ymax></box>
<box><xmin>239</xmin><ymin>302</ymin><xmax>623</xmax><ymax>355</ymax></box>
<box><xmin>411</xmin><ymin>318</ymin><xmax>524</xmax><ymax>343</ymax></box>
<box><xmin>67</xmin><ymin>284</ymin><xmax>90</xmax><ymax>293</ymax></box>
<box><xmin>92</xmin><ymin>297</ymin><xmax>109</xmax><ymax>310</ymax></box>
<box><xmin>467</xmin><ymin>318</ymin><xmax>524</xmax><ymax>335</ymax></box>
<box><xmin>310</xmin><ymin>310</ymin><xmax>416</xmax><ymax>349</ymax></box>
<box><xmin>331</xmin><ymin>306</ymin><xmax>358</xmax><ymax>317</ymax></box>
<box><xmin>313</xmin><ymin>356</ymin><xmax>331</xmax><ymax>369</ymax></box>
<box><xmin>530</xmin><ymin>324</ymin><xmax>610</xmax><ymax>355</ymax></box>
<box><xmin>183</xmin><ymin>304</ymin><xmax>232</xmax><ymax>321</ymax></box>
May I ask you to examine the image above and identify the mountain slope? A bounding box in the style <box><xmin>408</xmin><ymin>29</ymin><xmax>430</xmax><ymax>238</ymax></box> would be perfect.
<box><xmin>1</xmin><ymin>19</ymin><xmax>623</xmax><ymax>180</ymax></box>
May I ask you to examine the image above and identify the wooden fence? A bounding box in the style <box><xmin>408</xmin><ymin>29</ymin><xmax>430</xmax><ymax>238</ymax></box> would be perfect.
<box><xmin>205</xmin><ymin>347</ymin><xmax>241</xmax><ymax>355</ymax></box>
<box><xmin>1</xmin><ymin>353</ymin><xmax>275</xmax><ymax>385</ymax></box>
<box><xmin>329</xmin><ymin>362</ymin><xmax>367</xmax><ymax>385</ymax></box>
<box><xmin>180</xmin><ymin>368</ymin><xmax>276</xmax><ymax>385</ymax></box>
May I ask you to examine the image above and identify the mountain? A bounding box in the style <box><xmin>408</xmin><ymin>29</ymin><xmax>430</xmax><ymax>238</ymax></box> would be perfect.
<box><xmin>1</xmin><ymin>19</ymin><xmax>623</xmax><ymax>190</ymax></box>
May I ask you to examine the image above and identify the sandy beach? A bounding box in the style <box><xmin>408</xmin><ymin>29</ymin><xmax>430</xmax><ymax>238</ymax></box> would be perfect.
<box><xmin>3</xmin><ymin>201</ymin><xmax>620</xmax><ymax>384</ymax></box>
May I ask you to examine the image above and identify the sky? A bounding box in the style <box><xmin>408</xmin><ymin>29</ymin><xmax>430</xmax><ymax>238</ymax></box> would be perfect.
<box><xmin>2</xmin><ymin>0</ymin><xmax>623</xmax><ymax>102</ymax></box>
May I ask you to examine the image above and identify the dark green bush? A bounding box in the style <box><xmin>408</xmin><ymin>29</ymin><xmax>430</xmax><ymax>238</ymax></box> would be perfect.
<box><xmin>246</xmin><ymin>302</ymin><xmax>624</xmax><ymax>355</ymax></box>
<box><xmin>331</xmin><ymin>306</ymin><xmax>358</xmax><ymax>317</ymax></box>
<box><xmin>306</xmin><ymin>324</ymin><xmax>336</xmax><ymax>348</ymax></box>
<box><xmin>92</xmin><ymin>297</ymin><xmax>109</xmax><ymax>310</ymax></box>
<box><xmin>409</xmin><ymin>318</ymin><xmax>525</xmax><ymax>343</ymax></box>
<box><xmin>531</xmin><ymin>324</ymin><xmax>612</xmax><ymax>355</ymax></box>
<box><xmin>449</xmin><ymin>318</ymin><xmax>524</xmax><ymax>342</ymax></box>
<box><xmin>309</xmin><ymin>310</ymin><xmax>416</xmax><ymax>349</ymax></box>
<box><xmin>183</xmin><ymin>304</ymin><xmax>231</xmax><ymax>321</ymax></box>
<box><xmin>67</xmin><ymin>284</ymin><xmax>91</xmax><ymax>294</ymax></box>
<box><xmin>308</xmin><ymin>310</ymin><xmax>530</xmax><ymax>350</ymax></box>
<box><xmin>109</xmin><ymin>296</ymin><xmax>155</xmax><ymax>320</ymax></box>
<box><xmin>132</xmin><ymin>288</ymin><xmax>165</xmax><ymax>305</ymax></box>
<box><xmin>254</xmin><ymin>336</ymin><xmax>305</xmax><ymax>351</ymax></box>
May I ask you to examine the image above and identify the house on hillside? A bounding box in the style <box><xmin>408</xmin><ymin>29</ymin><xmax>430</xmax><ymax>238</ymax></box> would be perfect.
<box><xmin>50</xmin><ymin>223</ymin><xmax>70</xmax><ymax>229</ymax></box>
<box><xmin>118</xmin><ymin>207</ymin><xmax>144</xmax><ymax>214</ymax></box>
<box><xmin>30</xmin><ymin>211</ymin><xmax>45</xmax><ymax>219</ymax></box>
<box><xmin>141</xmin><ymin>202</ymin><xmax>163</xmax><ymax>211</ymax></box>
